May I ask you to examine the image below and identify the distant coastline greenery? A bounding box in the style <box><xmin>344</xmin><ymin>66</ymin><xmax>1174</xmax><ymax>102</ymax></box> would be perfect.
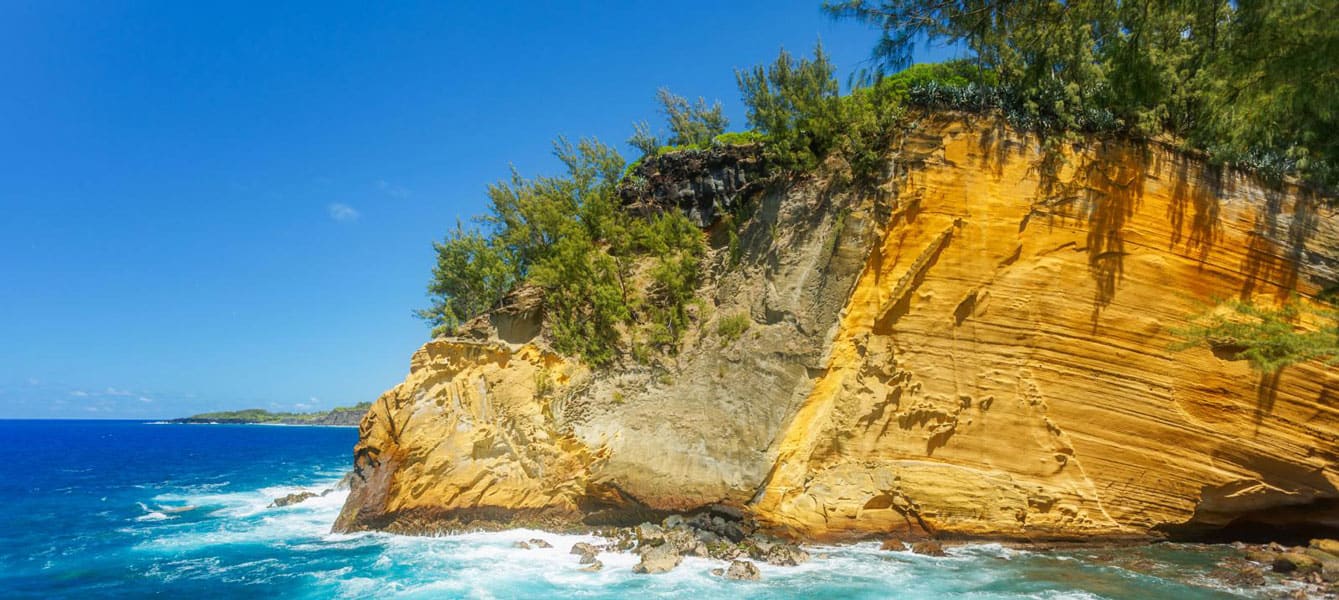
<box><xmin>176</xmin><ymin>402</ymin><xmax>372</xmax><ymax>425</ymax></box>
<box><xmin>420</xmin><ymin>0</ymin><xmax>1336</xmax><ymax>367</ymax></box>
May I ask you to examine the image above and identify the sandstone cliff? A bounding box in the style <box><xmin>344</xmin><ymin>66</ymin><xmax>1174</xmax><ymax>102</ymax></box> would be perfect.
<box><xmin>336</xmin><ymin>117</ymin><xmax>1339</xmax><ymax>542</ymax></box>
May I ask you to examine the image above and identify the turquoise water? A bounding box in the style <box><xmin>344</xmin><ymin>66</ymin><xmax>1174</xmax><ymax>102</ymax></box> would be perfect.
<box><xmin>1</xmin><ymin>420</ymin><xmax>1281</xmax><ymax>598</ymax></box>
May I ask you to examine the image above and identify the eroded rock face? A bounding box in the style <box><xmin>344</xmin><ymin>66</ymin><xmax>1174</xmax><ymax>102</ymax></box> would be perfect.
<box><xmin>336</xmin><ymin>117</ymin><xmax>1339</xmax><ymax>542</ymax></box>
<box><xmin>751</xmin><ymin>119</ymin><xmax>1339</xmax><ymax>541</ymax></box>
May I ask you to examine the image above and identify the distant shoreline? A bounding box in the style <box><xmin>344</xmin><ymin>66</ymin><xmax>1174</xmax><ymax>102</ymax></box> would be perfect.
<box><xmin>153</xmin><ymin>420</ymin><xmax>358</xmax><ymax>429</ymax></box>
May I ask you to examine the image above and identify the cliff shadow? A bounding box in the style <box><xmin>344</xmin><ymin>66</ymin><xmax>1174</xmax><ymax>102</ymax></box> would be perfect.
<box><xmin>1079</xmin><ymin>140</ymin><xmax>1148</xmax><ymax>329</ymax></box>
<box><xmin>1162</xmin><ymin>151</ymin><xmax>1224</xmax><ymax>263</ymax></box>
<box><xmin>1241</xmin><ymin>185</ymin><xmax>1320</xmax><ymax>301</ymax></box>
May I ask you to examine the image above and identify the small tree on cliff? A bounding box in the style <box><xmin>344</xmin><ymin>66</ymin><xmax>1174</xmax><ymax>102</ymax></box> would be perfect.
<box><xmin>1172</xmin><ymin>297</ymin><xmax>1339</xmax><ymax>374</ymax></box>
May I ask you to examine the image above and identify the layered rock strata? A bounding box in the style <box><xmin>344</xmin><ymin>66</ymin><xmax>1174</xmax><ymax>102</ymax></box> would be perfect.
<box><xmin>336</xmin><ymin>116</ymin><xmax>1339</xmax><ymax>542</ymax></box>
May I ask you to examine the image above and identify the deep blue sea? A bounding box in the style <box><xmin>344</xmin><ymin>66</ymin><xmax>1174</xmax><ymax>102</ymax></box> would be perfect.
<box><xmin>0</xmin><ymin>420</ymin><xmax>1288</xmax><ymax>599</ymax></box>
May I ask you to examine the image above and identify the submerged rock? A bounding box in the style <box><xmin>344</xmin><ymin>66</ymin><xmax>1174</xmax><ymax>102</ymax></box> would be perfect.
<box><xmin>880</xmin><ymin>538</ymin><xmax>907</xmax><ymax>552</ymax></box>
<box><xmin>911</xmin><ymin>541</ymin><xmax>947</xmax><ymax>557</ymax></box>
<box><xmin>512</xmin><ymin>541</ymin><xmax>532</xmax><ymax>550</ymax></box>
<box><xmin>579</xmin><ymin>560</ymin><xmax>603</xmax><ymax>572</ymax></box>
<box><xmin>528</xmin><ymin>538</ymin><xmax>552</xmax><ymax>549</ymax></box>
<box><xmin>269</xmin><ymin>491</ymin><xmax>317</xmax><ymax>508</ymax></box>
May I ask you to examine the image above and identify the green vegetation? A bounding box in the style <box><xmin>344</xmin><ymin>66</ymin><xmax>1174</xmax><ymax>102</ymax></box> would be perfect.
<box><xmin>716</xmin><ymin>312</ymin><xmax>752</xmax><ymax>344</ymax></box>
<box><xmin>420</xmin><ymin>137</ymin><xmax>705</xmax><ymax>365</ymax></box>
<box><xmin>1172</xmin><ymin>298</ymin><xmax>1339</xmax><ymax>374</ymax></box>
<box><xmin>825</xmin><ymin>0</ymin><xmax>1339</xmax><ymax>188</ymax></box>
<box><xmin>421</xmin><ymin>0</ymin><xmax>1336</xmax><ymax>367</ymax></box>
<box><xmin>628</xmin><ymin>88</ymin><xmax>730</xmax><ymax>157</ymax></box>
<box><xmin>177</xmin><ymin>402</ymin><xmax>373</xmax><ymax>425</ymax></box>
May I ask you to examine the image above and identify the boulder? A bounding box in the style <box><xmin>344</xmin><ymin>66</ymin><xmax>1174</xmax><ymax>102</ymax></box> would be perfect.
<box><xmin>1311</xmin><ymin>539</ymin><xmax>1339</xmax><ymax>557</ymax></box>
<box><xmin>912</xmin><ymin>540</ymin><xmax>947</xmax><ymax>557</ymax></box>
<box><xmin>662</xmin><ymin>514</ymin><xmax>685</xmax><ymax>529</ymax></box>
<box><xmin>1243</xmin><ymin>549</ymin><xmax>1278</xmax><ymax>564</ymax></box>
<box><xmin>579</xmin><ymin>552</ymin><xmax>599</xmax><ymax>565</ymax></box>
<box><xmin>725</xmin><ymin>560</ymin><xmax>762</xmax><ymax>581</ymax></box>
<box><xmin>635</xmin><ymin>523</ymin><xmax>666</xmax><ymax>546</ymax></box>
<box><xmin>579</xmin><ymin>560</ymin><xmax>603</xmax><ymax>572</ymax></box>
<box><xmin>512</xmin><ymin>541</ymin><xmax>532</xmax><ymax>550</ymax></box>
<box><xmin>570</xmin><ymin>542</ymin><xmax>599</xmax><ymax>556</ymax></box>
<box><xmin>528</xmin><ymin>538</ymin><xmax>552</xmax><ymax>549</ymax></box>
<box><xmin>764</xmin><ymin>544</ymin><xmax>810</xmax><ymax>566</ymax></box>
<box><xmin>880</xmin><ymin>538</ymin><xmax>907</xmax><ymax>552</ymax></box>
<box><xmin>269</xmin><ymin>491</ymin><xmax>318</xmax><ymax>508</ymax></box>
<box><xmin>1221</xmin><ymin>565</ymin><xmax>1266</xmax><ymax>587</ymax></box>
<box><xmin>632</xmin><ymin>545</ymin><xmax>682</xmax><ymax>574</ymax></box>
<box><xmin>1273</xmin><ymin>553</ymin><xmax>1322</xmax><ymax>575</ymax></box>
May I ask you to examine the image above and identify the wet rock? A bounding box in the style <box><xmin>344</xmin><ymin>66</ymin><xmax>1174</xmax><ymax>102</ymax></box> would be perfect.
<box><xmin>512</xmin><ymin>541</ymin><xmax>532</xmax><ymax>550</ymax></box>
<box><xmin>725</xmin><ymin>560</ymin><xmax>762</xmax><ymax>581</ymax></box>
<box><xmin>528</xmin><ymin>538</ymin><xmax>552</xmax><ymax>549</ymax></box>
<box><xmin>632</xmin><ymin>544</ymin><xmax>682</xmax><ymax>574</ymax></box>
<box><xmin>911</xmin><ymin>540</ymin><xmax>947</xmax><ymax>557</ymax></box>
<box><xmin>764</xmin><ymin>544</ymin><xmax>810</xmax><ymax>566</ymax></box>
<box><xmin>635</xmin><ymin>523</ymin><xmax>666</xmax><ymax>546</ymax></box>
<box><xmin>1272</xmin><ymin>552</ymin><xmax>1321</xmax><ymax>575</ymax></box>
<box><xmin>1313</xmin><ymin>539</ymin><xmax>1339</xmax><ymax>556</ymax></box>
<box><xmin>269</xmin><ymin>491</ymin><xmax>318</xmax><ymax>508</ymax></box>
<box><xmin>579</xmin><ymin>560</ymin><xmax>603</xmax><ymax>572</ymax></box>
<box><xmin>1244</xmin><ymin>549</ymin><xmax>1278</xmax><ymax>564</ymax></box>
<box><xmin>1220</xmin><ymin>564</ymin><xmax>1266</xmax><ymax>587</ymax></box>
<box><xmin>662</xmin><ymin>514</ymin><xmax>685</xmax><ymax>529</ymax></box>
<box><xmin>880</xmin><ymin>538</ymin><xmax>907</xmax><ymax>552</ymax></box>
<box><xmin>695</xmin><ymin>529</ymin><xmax>721</xmax><ymax>545</ymax></box>
<box><xmin>567</xmin><ymin>541</ymin><xmax>599</xmax><ymax>559</ymax></box>
<box><xmin>579</xmin><ymin>552</ymin><xmax>599</xmax><ymax>565</ymax></box>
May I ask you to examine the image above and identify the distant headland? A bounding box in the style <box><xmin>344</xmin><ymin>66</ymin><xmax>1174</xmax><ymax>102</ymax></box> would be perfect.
<box><xmin>171</xmin><ymin>402</ymin><xmax>370</xmax><ymax>427</ymax></box>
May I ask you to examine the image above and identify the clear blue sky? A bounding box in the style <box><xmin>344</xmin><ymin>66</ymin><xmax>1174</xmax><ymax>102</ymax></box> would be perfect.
<box><xmin>0</xmin><ymin>1</ymin><xmax>958</xmax><ymax>419</ymax></box>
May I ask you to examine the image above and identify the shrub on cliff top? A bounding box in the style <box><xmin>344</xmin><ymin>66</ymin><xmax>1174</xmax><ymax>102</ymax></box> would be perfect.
<box><xmin>421</xmin><ymin>137</ymin><xmax>705</xmax><ymax>365</ymax></box>
<box><xmin>826</xmin><ymin>0</ymin><xmax>1339</xmax><ymax>191</ymax></box>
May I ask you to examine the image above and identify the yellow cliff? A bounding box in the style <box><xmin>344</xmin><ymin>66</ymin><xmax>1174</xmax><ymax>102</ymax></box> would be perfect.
<box><xmin>337</xmin><ymin>117</ymin><xmax>1339</xmax><ymax>541</ymax></box>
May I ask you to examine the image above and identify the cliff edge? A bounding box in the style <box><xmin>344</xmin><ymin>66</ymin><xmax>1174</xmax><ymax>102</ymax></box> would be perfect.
<box><xmin>336</xmin><ymin>117</ymin><xmax>1339</xmax><ymax>542</ymax></box>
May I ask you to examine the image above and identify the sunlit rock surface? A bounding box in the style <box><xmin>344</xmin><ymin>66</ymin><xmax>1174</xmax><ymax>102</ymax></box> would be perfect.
<box><xmin>337</xmin><ymin>117</ymin><xmax>1339</xmax><ymax>541</ymax></box>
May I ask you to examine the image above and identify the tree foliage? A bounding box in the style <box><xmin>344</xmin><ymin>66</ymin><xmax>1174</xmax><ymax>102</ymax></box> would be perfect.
<box><xmin>627</xmin><ymin>88</ymin><xmax>730</xmax><ymax>157</ymax></box>
<box><xmin>421</xmin><ymin>138</ymin><xmax>705</xmax><ymax>365</ymax></box>
<box><xmin>1172</xmin><ymin>297</ymin><xmax>1339</xmax><ymax>374</ymax></box>
<box><xmin>822</xmin><ymin>0</ymin><xmax>1338</xmax><ymax>188</ymax></box>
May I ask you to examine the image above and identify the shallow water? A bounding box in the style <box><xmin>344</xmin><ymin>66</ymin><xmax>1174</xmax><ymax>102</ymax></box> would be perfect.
<box><xmin>0</xmin><ymin>420</ymin><xmax>1289</xmax><ymax>598</ymax></box>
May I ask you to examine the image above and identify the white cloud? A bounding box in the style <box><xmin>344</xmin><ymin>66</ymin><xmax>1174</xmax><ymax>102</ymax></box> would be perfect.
<box><xmin>328</xmin><ymin>203</ymin><xmax>360</xmax><ymax>222</ymax></box>
<box><xmin>138</xmin><ymin>396</ymin><xmax>154</xmax><ymax>403</ymax></box>
<box><xmin>377</xmin><ymin>179</ymin><xmax>411</xmax><ymax>198</ymax></box>
<box><xmin>70</xmin><ymin>390</ymin><xmax>89</xmax><ymax>397</ymax></box>
<box><xmin>104</xmin><ymin>387</ymin><xmax>134</xmax><ymax>397</ymax></box>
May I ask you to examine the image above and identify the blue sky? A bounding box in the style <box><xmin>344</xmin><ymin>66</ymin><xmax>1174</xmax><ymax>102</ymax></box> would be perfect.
<box><xmin>0</xmin><ymin>1</ymin><xmax>958</xmax><ymax>419</ymax></box>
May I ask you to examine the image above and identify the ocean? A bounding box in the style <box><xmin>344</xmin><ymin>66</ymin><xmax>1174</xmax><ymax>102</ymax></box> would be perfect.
<box><xmin>0</xmin><ymin>420</ymin><xmax>1283</xmax><ymax>599</ymax></box>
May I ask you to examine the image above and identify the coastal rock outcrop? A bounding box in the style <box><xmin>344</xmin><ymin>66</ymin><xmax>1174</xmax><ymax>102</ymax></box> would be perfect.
<box><xmin>336</xmin><ymin>116</ymin><xmax>1339</xmax><ymax>543</ymax></box>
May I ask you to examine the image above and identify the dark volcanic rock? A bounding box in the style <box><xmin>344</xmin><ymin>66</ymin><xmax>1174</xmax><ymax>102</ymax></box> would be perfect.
<box><xmin>617</xmin><ymin>143</ymin><xmax>767</xmax><ymax>228</ymax></box>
